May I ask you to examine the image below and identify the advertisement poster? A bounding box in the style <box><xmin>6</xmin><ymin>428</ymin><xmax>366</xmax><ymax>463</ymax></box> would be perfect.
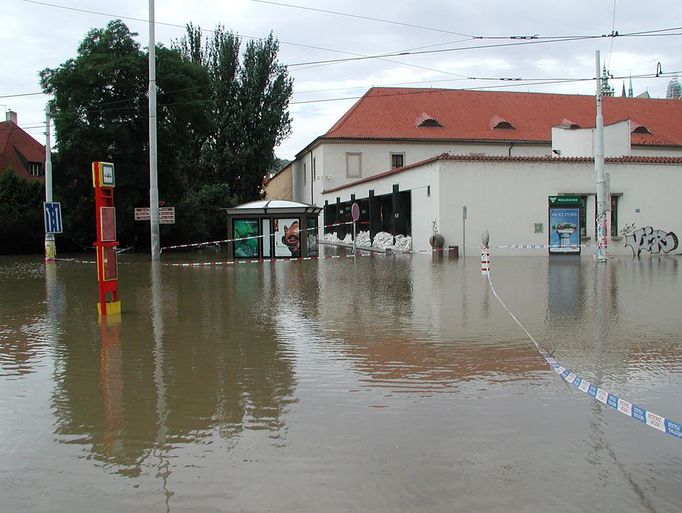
<box><xmin>274</xmin><ymin>218</ymin><xmax>300</xmax><ymax>257</ymax></box>
<box><xmin>308</xmin><ymin>217</ymin><xmax>319</xmax><ymax>257</ymax></box>
<box><xmin>549</xmin><ymin>207</ymin><xmax>580</xmax><ymax>254</ymax></box>
<box><xmin>234</xmin><ymin>219</ymin><xmax>259</xmax><ymax>257</ymax></box>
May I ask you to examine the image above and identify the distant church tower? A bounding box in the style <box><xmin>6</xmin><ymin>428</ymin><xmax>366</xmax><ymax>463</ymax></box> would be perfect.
<box><xmin>622</xmin><ymin>76</ymin><xmax>634</xmax><ymax>97</ymax></box>
<box><xmin>601</xmin><ymin>65</ymin><xmax>614</xmax><ymax>97</ymax></box>
<box><xmin>667</xmin><ymin>76</ymin><xmax>682</xmax><ymax>98</ymax></box>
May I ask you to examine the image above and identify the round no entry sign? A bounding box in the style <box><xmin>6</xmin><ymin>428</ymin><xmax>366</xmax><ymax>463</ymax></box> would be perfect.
<box><xmin>351</xmin><ymin>202</ymin><xmax>360</xmax><ymax>222</ymax></box>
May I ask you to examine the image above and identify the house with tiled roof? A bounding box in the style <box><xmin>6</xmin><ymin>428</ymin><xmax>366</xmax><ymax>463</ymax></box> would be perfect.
<box><xmin>286</xmin><ymin>87</ymin><xmax>682</xmax><ymax>255</ymax></box>
<box><xmin>0</xmin><ymin>111</ymin><xmax>45</xmax><ymax>182</ymax></box>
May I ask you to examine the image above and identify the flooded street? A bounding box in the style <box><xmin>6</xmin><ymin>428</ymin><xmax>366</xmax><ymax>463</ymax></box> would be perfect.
<box><xmin>1</xmin><ymin>250</ymin><xmax>681</xmax><ymax>512</ymax></box>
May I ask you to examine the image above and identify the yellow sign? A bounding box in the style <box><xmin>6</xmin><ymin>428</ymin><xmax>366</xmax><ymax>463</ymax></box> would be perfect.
<box><xmin>92</xmin><ymin>161</ymin><xmax>115</xmax><ymax>188</ymax></box>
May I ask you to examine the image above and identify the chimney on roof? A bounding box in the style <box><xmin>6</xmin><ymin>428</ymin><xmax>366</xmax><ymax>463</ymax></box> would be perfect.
<box><xmin>6</xmin><ymin>110</ymin><xmax>17</xmax><ymax>124</ymax></box>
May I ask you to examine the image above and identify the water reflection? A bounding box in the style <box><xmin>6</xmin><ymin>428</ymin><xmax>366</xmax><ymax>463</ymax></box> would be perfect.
<box><xmin>48</xmin><ymin>260</ymin><xmax>297</xmax><ymax>482</ymax></box>
<box><xmin>1</xmin><ymin>254</ymin><xmax>681</xmax><ymax>513</ymax></box>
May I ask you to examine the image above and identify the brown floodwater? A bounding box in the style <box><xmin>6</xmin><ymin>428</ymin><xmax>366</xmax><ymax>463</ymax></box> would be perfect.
<box><xmin>1</xmin><ymin>249</ymin><xmax>681</xmax><ymax>512</ymax></box>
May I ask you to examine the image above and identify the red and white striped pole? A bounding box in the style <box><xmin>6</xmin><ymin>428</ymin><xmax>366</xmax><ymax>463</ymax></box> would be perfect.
<box><xmin>481</xmin><ymin>230</ymin><xmax>490</xmax><ymax>275</ymax></box>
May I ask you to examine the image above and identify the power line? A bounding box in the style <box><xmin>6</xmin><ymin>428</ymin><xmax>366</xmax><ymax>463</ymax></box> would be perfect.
<box><xmin>0</xmin><ymin>91</ymin><xmax>46</xmax><ymax>99</ymax></box>
<box><xmin>287</xmin><ymin>35</ymin><xmax>604</xmax><ymax>67</ymax></box>
<box><xmin>287</xmin><ymin>29</ymin><xmax>682</xmax><ymax>68</ymax></box>
<box><xmin>20</xmin><ymin>0</ymin><xmax>431</xmax><ymax>63</ymax></box>
<box><xmin>249</xmin><ymin>0</ymin><xmax>474</xmax><ymax>38</ymax></box>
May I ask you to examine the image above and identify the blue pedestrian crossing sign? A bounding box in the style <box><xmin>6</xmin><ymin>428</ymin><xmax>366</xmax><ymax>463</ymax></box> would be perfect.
<box><xmin>44</xmin><ymin>202</ymin><xmax>63</xmax><ymax>234</ymax></box>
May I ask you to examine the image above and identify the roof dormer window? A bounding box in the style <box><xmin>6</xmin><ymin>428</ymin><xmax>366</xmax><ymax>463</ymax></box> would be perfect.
<box><xmin>559</xmin><ymin>118</ymin><xmax>580</xmax><ymax>129</ymax></box>
<box><xmin>631</xmin><ymin>122</ymin><xmax>652</xmax><ymax>135</ymax></box>
<box><xmin>28</xmin><ymin>162</ymin><xmax>43</xmax><ymax>176</ymax></box>
<box><xmin>416</xmin><ymin>113</ymin><xmax>443</xmax><ymax>128</ymax></box>
<box><xmin>490</xmin><ymin>115</ymin><xmax>515</xmax><ymax>130</ymax></box>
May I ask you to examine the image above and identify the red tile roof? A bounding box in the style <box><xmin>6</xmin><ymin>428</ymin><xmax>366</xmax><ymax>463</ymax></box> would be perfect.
<box><xmin>0</xmin><ymin>121</ymin><xmax>45</xmax><ymax>181</ymax></box>
<box><xmin>323</xmin><ymin>87</ymin><xmax>682</xmax><ymax>147</ymax></box>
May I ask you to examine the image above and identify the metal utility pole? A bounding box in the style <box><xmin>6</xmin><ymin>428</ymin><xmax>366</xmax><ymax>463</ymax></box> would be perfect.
<box><xmin>45</xmin><ymin>105</ymin><xmax>56</xmax><ymax>262</ymax></box>
<box><xmin>595</xmin><ymin>50</ymin><xmax>608</xmax><ymax>262</ymax></box>
<box><xmin>148</xmin><ymin>0</ymin><xmax>160</xmax><ymax>260</ymax></box>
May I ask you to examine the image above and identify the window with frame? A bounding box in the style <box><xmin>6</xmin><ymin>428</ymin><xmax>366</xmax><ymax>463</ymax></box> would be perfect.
<box><xmin>390</xmin><ymin>153</ymin><xmax>405</xmax><ymax>169</ymax></box>
<box><xmin>610</xmin><ymin>195</ymin><xmax>619</xmax><ymax>236</ymax></box>
<box><xmin>28</xmin><ymin>162</ymin><xmax>42</xmax><ymax>176</ymax></box>
<box><xmin>312</xmin><ymin>157</ymin><xmax>316</xmax><ymax>181</ymax></box>
<box><xmin>346</xmin><ymin>152</ymin><xmax>362</xmax><ymax>178</ymax></box>
<box><xmin>578</xmin><ymin>195</ymin><xmax>588</xmax><ymax>237</ymax></box>
<box><xmin>303</xmin><ymin>163</ymin><xmax>307</xmax><ymax>186</ymax></box>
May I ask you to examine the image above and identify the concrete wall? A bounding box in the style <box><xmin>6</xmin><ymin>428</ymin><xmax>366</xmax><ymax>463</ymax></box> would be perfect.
<box><xmin>321</xmin><ymin>158</ymin><xmax>682</xmax><ymax>257</ymax></box>
<box><xmin>436</xmin><ymin>159</ymin><xmax>682</xmax><ymax>256</ymax></box>
<box><xmin>294</xmin><ymin>140</ymin><xmax>549</xmax><ymax>207</ymax></box>
<box><xmin>551</xmin><ymin>120</ymin><xmax>632</xmax><ymax>157</ymax></box>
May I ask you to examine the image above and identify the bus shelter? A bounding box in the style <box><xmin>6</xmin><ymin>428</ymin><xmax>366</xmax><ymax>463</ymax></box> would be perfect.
<box><xmin>226</xmin><ymin>200</ymin><xmax>322</xmax><ymax>259</ymax></box>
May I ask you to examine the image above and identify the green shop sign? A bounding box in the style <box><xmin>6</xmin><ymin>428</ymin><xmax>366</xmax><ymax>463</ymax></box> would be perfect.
<box><xmin>548</xmin><ymin>196</ymin><xmax>581</xmax><ymax>206</ymax></box>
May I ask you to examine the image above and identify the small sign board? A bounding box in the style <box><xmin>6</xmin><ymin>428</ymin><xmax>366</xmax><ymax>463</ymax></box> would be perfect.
<box><xmin>134</xmin><ymin>207</ymin><xmax>150</xmax><ymax>221</ymax></box>
<box><xmin>159</xmin><ymin>207</ymin><xmax>175</xmax><ymax>224</ymax></box>
<box><xmin>44</xmin><ymin>202</ymin><xmax>63</xmax><ymax>234</ymax></box>
<box><xmin>351</xmin><ymin>202</ymin><xmax>360</xmax><ymax>222</ymax></box>
<box><xmin>134</xmin><ymin>206</ymin><xmax>175</xmax><ymax>224</ymax></box>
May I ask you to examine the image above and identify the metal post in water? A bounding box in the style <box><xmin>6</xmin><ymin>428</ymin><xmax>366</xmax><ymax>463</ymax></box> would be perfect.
<box><xmin>481</xmin><ymin>230</ymin><xmax>490</xmax><ymax>275</ymax></box>
<box><xmin>45</xmin><ymin>104</ymin><xmax>56</xmax><ymax>262</ymax></box>
<box><xmin>148</xmin><ymin>0</ymin><xmax>160</xmax><ymax>261</ymax></box>
<box><xmin>595</xmin><ymin>50</ymin><xmax>608</xmax><ymax>262</ymax></box>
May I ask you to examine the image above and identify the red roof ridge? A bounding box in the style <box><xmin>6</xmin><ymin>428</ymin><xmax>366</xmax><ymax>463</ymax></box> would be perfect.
<box><xmin>316</xmin><ymin>87</ymin><xmax>682</xmax><ymax>147</ymax></box>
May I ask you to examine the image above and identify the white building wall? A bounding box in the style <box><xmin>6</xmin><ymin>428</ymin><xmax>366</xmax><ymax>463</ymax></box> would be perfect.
<box><xmin>436</xmin><ymin>160</ymin><xmax>682</xmax><ymax>256</ymax></box>
<box><xmin>322</xmin><ymin>158</ymin><xmax>682</xmax><ymax>257</ymax></box>
<box><xmin>309</xmin><ymin>140</ymin><xmax>548</xmax><ymax>207</ymax></box>
<box><xmin>551</xmin><ymin>121</ymin><xmax>631</xmax><ymax>157</ymax></box>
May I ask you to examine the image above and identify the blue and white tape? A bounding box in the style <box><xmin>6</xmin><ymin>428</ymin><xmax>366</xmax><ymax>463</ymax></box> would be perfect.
<box><xmin>539</xmin><ymin>350</ymin><xmax>681</xmax><ymax>439</ymax></box>
<box><xmin>486</xmin><ymin>270</ymin><xmax>681</xmax><ymax>440</ymax></box>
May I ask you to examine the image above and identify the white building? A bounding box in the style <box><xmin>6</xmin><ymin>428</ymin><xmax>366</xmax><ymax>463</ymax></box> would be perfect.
<box><xmin>285</xmin><ymin>88</ymin><xmax>682</xmax><ymax>256</ymax></box>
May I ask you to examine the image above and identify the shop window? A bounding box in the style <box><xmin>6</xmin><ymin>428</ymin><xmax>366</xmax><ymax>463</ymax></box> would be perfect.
<box><xmin>611</xmin><ymin>195</ymin><xmax>619</xmax><ymax>236</ymax></box>
<box><xmin>346</xmin><ymin>152</ymin><xmax>362</xmax><ymax>178</ymax></box>
<box><xmin>390</xmin><ymin>153</ymin><xmax>405</xmax><ymax>169</ymax></box>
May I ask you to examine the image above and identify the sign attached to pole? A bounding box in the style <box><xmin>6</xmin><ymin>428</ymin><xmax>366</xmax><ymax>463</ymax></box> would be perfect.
<box><xmin>351</xmin><ymin>202</ymin><xmax>360</xmax><ymax>222</ymax></box>
<box><xmin>44</xmin><ymin>202</ymin><xmax>63</xmax><ymax>234</ymax></box>
<box><xmin>135</xmin><ymin>206</ymin><xmax>174</xmax><ymax>224</ymax></box>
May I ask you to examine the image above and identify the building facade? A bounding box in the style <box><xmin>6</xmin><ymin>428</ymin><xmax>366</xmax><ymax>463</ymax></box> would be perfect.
<box><xmin>286</xmin><ymin>88</ymin><xmax>682</xmax><ymax>256</ymax></box>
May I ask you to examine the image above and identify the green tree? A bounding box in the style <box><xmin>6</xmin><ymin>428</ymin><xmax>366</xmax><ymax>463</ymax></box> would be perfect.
<box><xmin>0</xmin><ymin>171</ymin><xmax>44</xmax><ymax>254</ymax></box>
<box><xmin>41</xmin><ymin>20</ymin><xmax>212</xmax><ymax>250</ymax></box>
<box><xmin>174</xmin><ymin>26</ymin><xmax>293</xmax><ymax>203</ymax></box>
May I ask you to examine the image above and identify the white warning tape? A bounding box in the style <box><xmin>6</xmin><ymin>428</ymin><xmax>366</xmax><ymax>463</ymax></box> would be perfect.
<box><xmin>163</xmin><ymin>221</ymin><xmax>354</xmax><ymax>252</ymax></box>
<box><xmin>163</xmin><ymin>253</ymin><xmax>374</xmax><ymax>267</ymax></box>
<box><xmin>485</xmin><ymin>270</ymin><xmax>681</xmax><ymax>440</ymax></box>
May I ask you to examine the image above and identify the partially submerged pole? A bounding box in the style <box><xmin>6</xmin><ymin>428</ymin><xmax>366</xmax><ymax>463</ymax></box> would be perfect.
<box><xmin>595</xmin><ymin>50</ymin><xmax>608</xmax><ymax>262</ymax></box>
<box><xmin>148</xmin><ymin>0</ymin><xmax>160</xmax><ymax>260</ymax></box>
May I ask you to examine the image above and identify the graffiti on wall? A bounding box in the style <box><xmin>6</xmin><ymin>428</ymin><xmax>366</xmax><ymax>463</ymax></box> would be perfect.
<box><xmin>624</xmin><ymin>226</ymin><xmax>679</xmax><ymax>256</ymax></box>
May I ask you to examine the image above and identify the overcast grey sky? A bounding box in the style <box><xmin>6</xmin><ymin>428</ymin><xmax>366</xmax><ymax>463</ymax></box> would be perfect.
<box><xmin>3</xmin><ymin>0</ymin><xmax>682</xmax><ymax>160</ymax></box>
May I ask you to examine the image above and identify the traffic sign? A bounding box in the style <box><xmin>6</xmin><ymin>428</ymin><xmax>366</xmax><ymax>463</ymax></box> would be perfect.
<box><xmin>44</xmin><ymin>202</ymin><xmax>63</xmax><ymax>233</ymax></box>
<box><xmin>351</xmin><ymin>202</ymin><xmax>360</xmax><ymax>222</ymax></box>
